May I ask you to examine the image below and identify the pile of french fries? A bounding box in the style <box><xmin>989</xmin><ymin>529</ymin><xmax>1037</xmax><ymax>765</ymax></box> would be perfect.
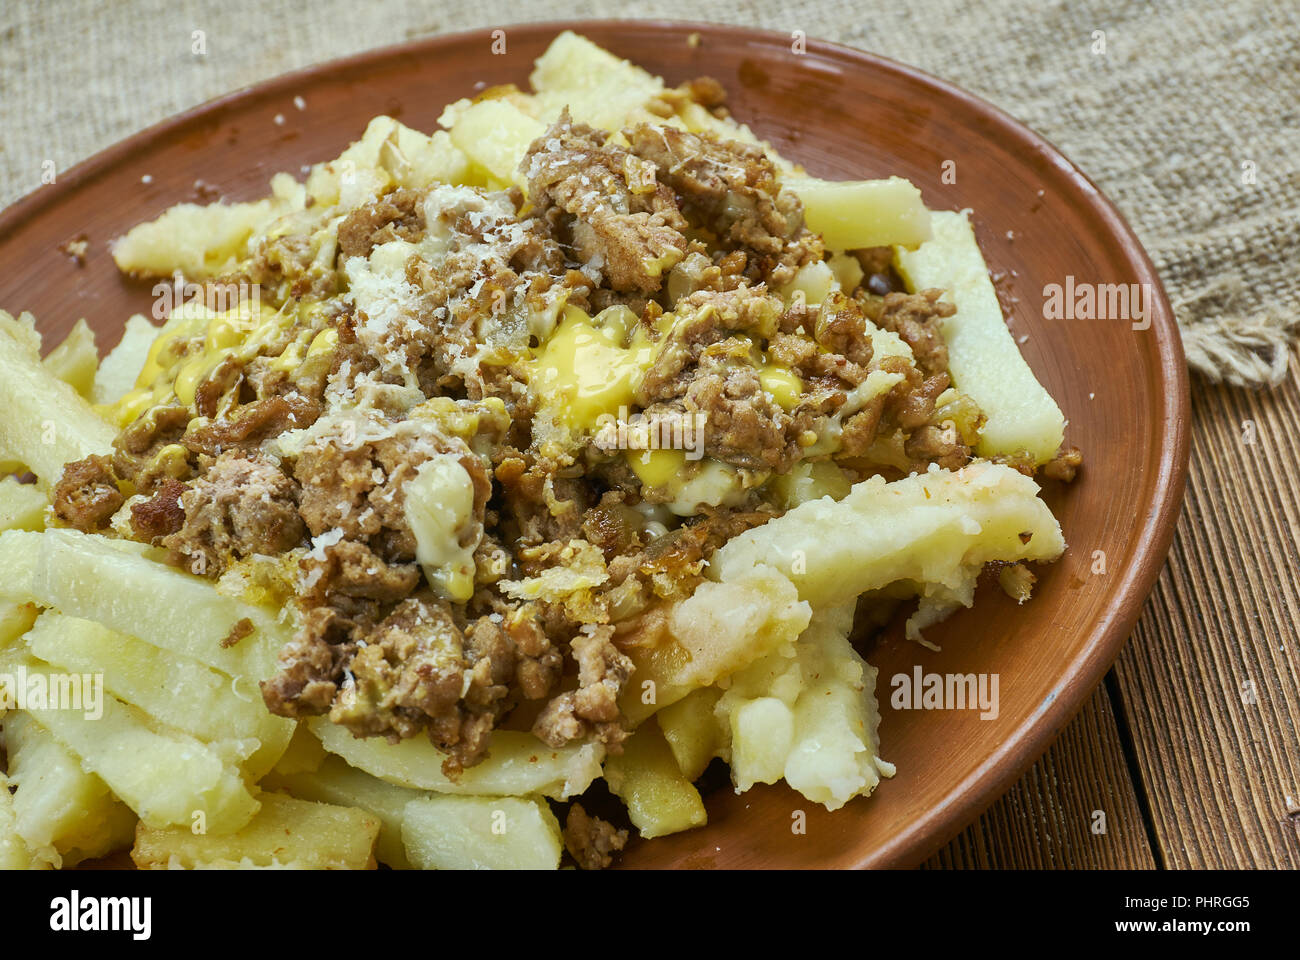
<box><xmin>0</xmin><ymin>32</ymin><xmax>1068</xmax><ymax>869</ymax></box>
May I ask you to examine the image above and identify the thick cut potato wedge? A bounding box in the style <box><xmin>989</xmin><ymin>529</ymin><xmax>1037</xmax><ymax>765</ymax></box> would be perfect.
<box><xmin>0</xmin><ymin>477</ymin><xmax>47</xmax><ymax>533</ymax></box>
<box><xmin>620</xmin><ymin>564</ymin><xmax>811</xmax><ymax>726</ymax></box>
<box><xmin>263</xmin><ymin>754</ymin><xmax>424</xmax><ymax>869</ymax></box>
<box><xmin>111</xmin><ymin>175</ymin><xmax>304</xmax><ymax>280</ymax></box>
<box><xmin>309</xmin><ymin>718</ymin><xmax>603</xmax><ymax>800</ymax></box>
<box><xmin>787</xmin><ymin>175</ymin><xmax>932</xmax><ymax>251</ymax></box>
<box><xmin>269</xmin><ymin>724</ymin><xmax>328</xmax><ymax>777</ymax></box>
<box><xmin>712</xmin><ymin>463</ymin><xmax>1065</xmax><ymax>611</ymax></box>
<box><xmin>445</xmin><ymin>100</ymin><xmax>545</xmax><ymax>187</ymax></box>
<box><xmin>0</xmin><ymin>601</ymin><xmax>39</xmax><ymax>649</ymax></box>
<box><xmin>24</xmin><ymin>612</ymin><xmax>293</xmax><ymax>780</ymax></box>
<box><xmin>41</xmin><ymin>319</ymin><xmax>98</xmax><ymax>398</ymax></box>
<box><xmin>895</xmin><ymin>210</ymin><xmax>1065</xmax><ymax>463</ymax></box>
<box><xmin>306</xmin><ymin>116</ymin><xmax>472</xmax><ymax>207</ymax></box>
<box><xmin>132</xmin><ymin>793</ymin><xmax>379</xmax><ymax>869</ymax></box>
<box><xmin>655</xmin><ymin>687</ymin><xmax>725</xmax><ymax>782</ymax></box>
<box><xmin>92</xmin><ymin>314</ymin><xmax>161</xmax><ymax>406</ymax></box>
<box><xmin>603</xmin><ymin>719</ymin><xmax>707</xmax><ymax>839</ymax></box>
<box><xmin>4</xmin><ymin>711</ymin><xmax>136</xmax><ymax>867</ymax></box>
<box><xmin>0</xmin><ymin>528</ymin><xmax>285</xmax><ymax>682</ymax></box>
<box><xmin>0</xmin><ymin>771</ymin><xmax>46</xmax><ymax>870</ymax></box>
<box><xmin>529</xmin><ymin>29</ymin><xmax>668</xmax><ymax>131</ymax></box>
<box><xmin>1</xmin><ymin>651</ymin><xmax>260</xmax><ymax>834</ymax></box>
<box><xmin>716</xmin><ymin>605</ymin><xmax>895</xmax><ymax>810</ymax></box>
<box><xmin>402</xmin><ymin>794</ymin><xmax>563</xmax><ymax>870</ymax></box>
<box><xmin>0</xmin><ymin>311</ymin><xmax>115</xmax><ymax>487</ymax></box>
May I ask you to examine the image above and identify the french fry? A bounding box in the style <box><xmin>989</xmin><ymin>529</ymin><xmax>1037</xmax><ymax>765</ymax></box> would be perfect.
<box><xmin>529</xmin><ymin>29</ymin><xmax>668</xmax><ymax>131</ymax></box>
<box><xmin>0</xmin><ymin>601</ymin><xmax>39</xmax><ymax>650</ymax></box>
<box><xmin>4</xmin><ymin>711</ymin><xmax>136</xmax><ymax>867</ymax></box>
<box><xmin>0</xmin><ymin>309</ymin><xmax>40</xmax><ymax>353</ymax></box>
<box><xmin>41</xmin><ymin>319</ymin><xmax>98</xmax><ymax>398</ymax></box>
<box><xmin>0</xmin><ymin>476</ymin><xmax>47</xmax><ymax>532</ymax></box>
<box><xmin>673</xmin><ymin>100</ymin><xmax>767</xmax><ymax>153</ymax></box>
<box><xmin>263</xmin><ymin>755</ymin><xmax>424</xmax><ymax>869</ymax></box>
<box><xmin>603</xmin><ymin>719</ymin><xmax>707</xmax><ymax>839</ymax></box>
<box><xmin>0</xmin><ymin>543</ymin><xmax>37</xmax><ymax>604</ymax></box>
<box><xmin>0</xmin><ymin>651</ymin><xmax>260</xmax><ymax>834</ymax></box>
<box><xmin>308</xmin><ymin>718</ymin><xmax>603</xmax><ymax>800</ymax></box>
<box><xmin>786</xmin><ymin>175</ymin><xmax>933</xmax><ymax>251</ymax></box>
<box><xmin>621</xmin><ymin>564</ymin><xmax>811</xmax><ymax>725</ymax></box>
<box><xmin>655</xmin><ymin>687</ymin><xmax>724</xmax><ymax>782</ymax></box>
<box><xmin>269</xmin><ymin>723</ymin><xmax>328</xmax><ymax>776</ymax></box>
<box><xmin>0</xmin><ymin>311</ymin><xmax>115</xmax><ymax>487</ymax></box>
<box><xmin>712</xmin><ymin>462</ymin><xmax>1065</xmax><ymax>611</ymax></box>
<box><xmin>110</xmin><ymin>175</ymin><xmax>304</xmax><ymax>281</ymax></box>
<box><xmin>401</xmin><ymin>795</ymin><xmax>563</xmax><ymax>870</ymax></box>
<box><xmin>894</xmin><ymin>209</ymin><xmax>1065</xmax><ymax>462</ymax></box>
<box><xmin>0</xmin><ymin>528</ymin><xmax>285</xmax><ymax>682</ymax></box>
<box><xmin>306</xmin><ymin>116</ymin><xmax>473</xmax><ymax>207</ymax></box>
<box><xmin>131</xmin><ymin>792</ymin><xmax>379</xmax><ymax>869</ymax></box>
<box><xmin>24</xmin><ymin>612</ymin><xmax>293</xmax><ymax>780</ymax></box>
<box><xmin>445</xmin><ymin>100</ymin><xmax>544</xmax><ymax>188</ymax></box>
<box><xmin>0</xmin><ymin>772</ymin><xmax>47</xmax><ymax>870</ymax></box>
<box><xmin>715</xmin><ymin>604</ymin><xmax>895</xmax><ymax>810</ymax></box>
<box><xmin>92</xmin><ymin>314</ymin><xmax>161</xmax><ymax>406</ymax></box>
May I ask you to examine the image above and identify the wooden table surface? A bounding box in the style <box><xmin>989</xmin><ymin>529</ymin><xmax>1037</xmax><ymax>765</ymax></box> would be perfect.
<box><xmin>926</xmin><ymin>362</ymin><xmax>1300</xmax><ymax>869</ymax></box>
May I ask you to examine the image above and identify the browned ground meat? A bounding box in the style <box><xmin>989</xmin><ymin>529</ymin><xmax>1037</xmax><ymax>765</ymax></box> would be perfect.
<box><xmin>522</xmin><ymin>110</ymin><xmax>689</xmax><ymax>294</ymax></box>
<box><xmin>260</xmin><ymin>604</ymin><xmax>361</xmax><ymax>716</ymax></box>
<box><xmin>300</xmin><ymin>538</ymin><xmax>421</xmax><ymax>605</ymax></box>
<box><xmin>336</xmin><ymin>187</ymin><xmax>426</xmax><ymax>260</ymax></box>
<box><xmin>293</xmin><ymin>434</ymin><xmax>490</xmax><ymax>566</ymax></box>
<box><xmin>767</xmin><ymin>330</ymin><xmax>867</xmax><ymax>385</ymax></box>
<box><xmin>869</xmin><ymin>289</ymin><xmax>956</xmax><ymax>376</ymax></box>
<box><xmin>268</xmin><ymin>587</ymin><xmax>566</xmax><ymax>776</ymax></box>
<box><xmin>685</xmin><ymin>76</ymin><xmax>727</xmax><ymax>108</ymax></box>
<box><xmin>624</xmin><ymin>123</ymin><xmax>821</xmax><ymax>286</ymax></box>
<box><xmin>532</xmin><ymin>625</ymin><xmax>634</xmax><ymax>753</ymax></box>
<box><xmin>161</xmin><ymin>451</ymin><xmax>305</xmax><ymax>574</ymax></box>
<box><xmin>112</xmin><ymin>404</ymin><xmax>195</xmax><ymax>491</ymax></box>
<box><xmin>904</xmin><ymin>422</ymin><xmax>968</xmax><ymax>470</ymax></box>
<box><xmin>328</xmin><ymin>595</ymin><xmax>466</xmax><ymax>739</ymax></box>
<box><xmin>193</xmin><ymin>356</ymin><xmax>245</xmax><ymax>420</ymax></box>
<box><xmin>129</xmin><ymin>478</ymin><xmax>187</xmax><ymax>543</ymax></box>
<box><xmin>51</xmin><ymin>455</ymin><xmax>124</xmax><ymax>532</ymax></box>
<box><xmin>495</xmin><ymin>456</ymin><xmax>591</xmax><ymax>547</ymax></box>
<box><xmin>183</xmin><ymin>394</ymin><xmax>321</xmax><ymax>458</ymax></box>
<box><xmin>637</xmin><ymin>287</ymin><xmax>783</xmax><ymax>402</ymax></box>
<box><xmin>293</xmin><ymin>437</ymin><xmax>423</xmax><ymax>553</ymax></box>
<box><xmin>667</xmin><ymin>348</ymin><xmax>796</xmax><ymax>472</ymax></box>
<box><xmin>563</xmin><ymin>803</ymin><xmax>628</xmax><ymax>871</ymax></box>
<box><xmin>852</xmin><ymin>246</ymin><xmax>906</xmax><ymax>296</ymax></box>
<box><xmin>814</xmin><ymin>293</ymin><xmax>876</xmax><ymax>367</ymax></box>
<box><xmin>637</xmin><ymin>287</ymin><xmax>908</xmax><ymax>475</ymax></box>
<box><xmin>1042</xmin><ymin>445</ymin><xmax>1083</xmax><ymax>482</ymax></box>
<box><xmin>221</xmin><ymin>617</ymin><xmax>254</xmax><ymax>648</ymax></box>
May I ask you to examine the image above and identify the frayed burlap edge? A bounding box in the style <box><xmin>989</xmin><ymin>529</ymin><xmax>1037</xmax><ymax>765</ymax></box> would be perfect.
<box><xmin>1174</xmin><ymin>277</ymin><xmax>1298</xmax><ymax>389</ymax></box>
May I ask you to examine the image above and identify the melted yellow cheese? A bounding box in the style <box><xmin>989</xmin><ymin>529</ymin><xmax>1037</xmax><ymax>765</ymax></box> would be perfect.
<box><xmin>528</xmin><ymin>305</ymin><xmax>657</xmax><ymax>432</ymax></box>
<box><xmin>109</xmin><ymin>300</ymin><xmax>334</xmax><ymax>427</ymax></box>
<box><xmin>758</xmin><ymin>365</ymin><xmax>803</xmax><ymax>410</ymax></box>
<box><xmin>405</xmin><ymin>453</ymin><xmax>480</xmax><ymax>602</ymax></box>
<box><xmin>627</xmin><ymin>449</ymin><xmax>685</xmax><ymax>488</ymax></box>
<box><xmin>626</xmin><ymin>449</ymin><xmax>748</xmax><ymax>516</ymax></box>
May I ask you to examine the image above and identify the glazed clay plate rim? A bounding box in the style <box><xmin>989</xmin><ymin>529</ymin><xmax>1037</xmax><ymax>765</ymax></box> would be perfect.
<box><xmin>0</xmin><ymin>19</ymin><xmax>1190</xmax><ymax>868</ymax></box>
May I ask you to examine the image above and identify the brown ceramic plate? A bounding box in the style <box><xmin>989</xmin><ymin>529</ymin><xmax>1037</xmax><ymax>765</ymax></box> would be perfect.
<box><xmin>0</xmin><ymin>20</ymin><xmax>1188</xmax><ymax>869</ymax></box>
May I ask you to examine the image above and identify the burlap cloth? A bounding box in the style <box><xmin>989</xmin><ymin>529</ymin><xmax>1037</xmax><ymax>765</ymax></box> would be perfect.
<box><xmin>2</xmin><ymin>0</ymin><xmax>1294</xmax><ymax>386</ymax></box>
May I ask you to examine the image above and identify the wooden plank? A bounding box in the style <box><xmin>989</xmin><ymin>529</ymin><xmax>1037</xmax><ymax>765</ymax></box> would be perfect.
<box><xmin>1109</xmin><ymin>363</ymin><xmax>1300</xmax><ymax>868</ymax></box>
<box><xmin>925</xmin><ymin>682</ymin><xmax>1157</xmax><ymax>868</ymax></box>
